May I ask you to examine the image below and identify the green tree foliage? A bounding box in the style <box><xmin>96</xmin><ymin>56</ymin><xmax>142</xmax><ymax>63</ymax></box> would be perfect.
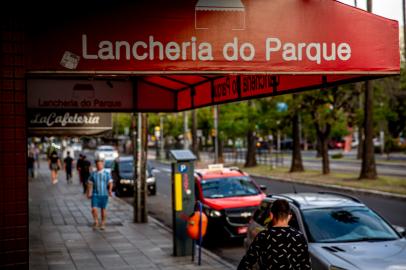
<box><xmin>301</xmin><ymin>87</ymin><xmax>354</xmax><ymax>174</ymax></box>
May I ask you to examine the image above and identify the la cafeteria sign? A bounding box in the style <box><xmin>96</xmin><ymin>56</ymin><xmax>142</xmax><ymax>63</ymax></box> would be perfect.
<box><xmin>30</xmin><ymin>112</ymin><xmax>101</xmax><ymax>127</ymax></box>
<box><xmin>80</xmin><ymin>34</ymin><xmax>351</xmax><ymax>64</ymax></box>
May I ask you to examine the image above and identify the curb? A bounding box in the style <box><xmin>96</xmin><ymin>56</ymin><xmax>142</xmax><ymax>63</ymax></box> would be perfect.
<box><xmin>148</xmin><ymin>215</ymin><xmax>237</xmax><ymax>269</ymax></box>
<box><xmin>250</xmin><ymin>173</ymin><xmax>406</xmax><ymax>201</ymax></box>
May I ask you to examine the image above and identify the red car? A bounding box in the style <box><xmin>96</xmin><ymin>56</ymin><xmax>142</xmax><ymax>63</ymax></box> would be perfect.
<box><xmin>194</xmin><ymin>165</ymin><xmax>267</xmax><ymax>239</ymax></box>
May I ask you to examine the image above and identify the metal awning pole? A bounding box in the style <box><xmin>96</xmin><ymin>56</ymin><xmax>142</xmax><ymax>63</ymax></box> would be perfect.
<box><xmin>213</xmin><ymin>105</ymin><xmax>219</xmax><ymax>163</ymax></box>
<box><xmin>132</xmin><ymin>112</ymin><xmax>139</xmax><ymax>223</ymax></box>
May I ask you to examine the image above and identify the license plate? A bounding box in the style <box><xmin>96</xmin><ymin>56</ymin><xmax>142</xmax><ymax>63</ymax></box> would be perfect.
<box><xmin>238</xmin><ymin>227</ymin><xmax>248</xmax><ymax>234</ymax></box>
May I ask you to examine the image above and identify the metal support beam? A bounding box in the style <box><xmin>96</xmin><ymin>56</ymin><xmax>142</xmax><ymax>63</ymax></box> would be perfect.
<box><xmin>213</xmin><ymin>105</ymin><xmax>219</xmax><ymax>163</ymax></box>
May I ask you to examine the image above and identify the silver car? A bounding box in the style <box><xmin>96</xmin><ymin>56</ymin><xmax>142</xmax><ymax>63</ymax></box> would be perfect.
<box><xmin>244</xmin><ymin>193</ymin><xmax>406</xmax><ymax>270</ymax></box>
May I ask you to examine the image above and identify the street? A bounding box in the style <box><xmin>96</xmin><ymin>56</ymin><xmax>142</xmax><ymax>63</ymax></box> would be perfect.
<box><xmin>220</xmin><ymin>150</ymin><xmax>406</xmax><ymax>178</ymax></box>
<box><xmin>122</xmin><ymin>160</ymin><xmax>406</xmax><ymax>266</ymax></box>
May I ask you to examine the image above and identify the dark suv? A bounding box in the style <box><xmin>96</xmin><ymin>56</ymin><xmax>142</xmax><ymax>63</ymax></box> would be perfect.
<box><xmin>112</xmin><ymin>156</ymin><xmax>157</xmax><ymax>196</ymax></box>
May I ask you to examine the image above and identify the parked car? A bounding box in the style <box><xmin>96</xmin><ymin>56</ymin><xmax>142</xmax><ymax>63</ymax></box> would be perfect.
<box><xmin>244</xmin><ymin>192</ymin><xmax>406</xmax><ymax>270</ymax></box>
<box><xmin>103</xmin><ymin>158</ymin><xmax>114</xmax><ymax>176</ymax></box>
<box><xmin>328</xmin><ymin>138</ymin><xmax>345</xmax><ymax>149</ymax></box>
<box><xmin>194</xmin><ymin>165</ymin><xmax>267</xmax><ymax>239</ymax></box>
<box><xmin>112</xmin><ymin>156</ymin><xmax>157</xmax><ymax>196</ymax></box>
<box><xmin>94</xmin><ymin>145</ymin><xmax>119</xmax><ymax>160</ymax></box>
<box><xmin>71</xmin><ymin>143</ymin><xmax>83</xmax><ymax>153</ymax></box>
<box><xmin>256</xmin><ymin>141</ymin><xmax>271</xmax><ymax>151</ymax></box>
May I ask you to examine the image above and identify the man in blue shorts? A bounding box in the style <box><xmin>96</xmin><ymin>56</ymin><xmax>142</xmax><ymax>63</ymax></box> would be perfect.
<box><xmin>87</xmin><ymin>154</ymin><xmax>113</xmax><ymax>230</ymax></box>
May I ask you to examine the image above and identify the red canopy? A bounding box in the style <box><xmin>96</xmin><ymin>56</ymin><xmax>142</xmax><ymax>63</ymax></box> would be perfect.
<box><xmin>26</xmin><ymin>0</ymin><xmax>400</xmax><ymax>112</ymax></box>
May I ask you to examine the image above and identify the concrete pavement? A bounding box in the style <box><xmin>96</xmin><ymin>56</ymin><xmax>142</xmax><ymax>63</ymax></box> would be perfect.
<box><xmin>29</xmin><ymin>163</ymin><xmax>234</xmax><ymax>270</ymax></box>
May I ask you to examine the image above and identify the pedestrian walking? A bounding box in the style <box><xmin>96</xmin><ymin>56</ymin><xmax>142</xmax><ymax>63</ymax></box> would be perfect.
<box><xmin>79</xmin><ymin>155</ymin><xmax>91</xmax><ymax>193</ymax></box>
<box><xmin>77</xmin><ymin>154</ymin><xmax>84</xmax><ymax>183</ymax></box>
<box><xmin>63</xmin><ymin>151</ymin><xmax>74</xmax><ymax>184</ymax></box>
<box><xmin>27</xmin><ymin>151</ymin><xmax>35</xmax><ymax>179</ymax></box>
<box><xmin>238</xmin><ymin>199</ymin><xmax>311</xmax><ymax>270</ymax></box>
<box><xmin>34</xmin><ymin>146</ymin><xmax>40</xmax><ymax>169</ymax></box>
<box><xmin>87</xmin><ymin>155</ymin><xmax>113</xmax><ymax>230</ymax></box>
<box><xmin>48</xmin><ymin>150</ymin><xmax>61</xmax><ymax>184</ymax></box>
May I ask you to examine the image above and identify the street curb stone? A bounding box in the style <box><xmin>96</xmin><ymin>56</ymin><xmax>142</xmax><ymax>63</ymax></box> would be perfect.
<box><xmin>250</xmin><ymin>173</ymin><xmax>406</xmax><ymax>201</ymax></box>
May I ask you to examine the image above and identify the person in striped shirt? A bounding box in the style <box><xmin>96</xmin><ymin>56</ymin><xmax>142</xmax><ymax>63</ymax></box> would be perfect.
<box><xmin>87</xmin><ymin>155</ymin><xmax>113</xmax><ymax>230</ymax></box>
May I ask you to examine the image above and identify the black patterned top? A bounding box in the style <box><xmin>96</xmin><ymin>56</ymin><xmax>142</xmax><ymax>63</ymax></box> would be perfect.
<box><xmin>238</xmin><ymin>226</ymin><xmax>312</xmax><ymax>270</ymax></box>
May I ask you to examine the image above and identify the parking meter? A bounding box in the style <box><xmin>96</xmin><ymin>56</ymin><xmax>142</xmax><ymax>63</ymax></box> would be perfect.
<box><xmin>169</xmin><ymin>150</ymin><xmax>197</xmax><ymax>256</ymax></box>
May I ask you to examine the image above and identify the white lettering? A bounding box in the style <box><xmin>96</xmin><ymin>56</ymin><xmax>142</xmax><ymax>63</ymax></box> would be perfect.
<box><xmin>306</xmin><ymin>43</ymin><xmax>321</xmax><ymax>64</ymax></box>
<box><xmin>198</xmin><ymin>42</ymin><xmax>213</xmax><ymax>61</ymax></box>
<box><xmin>149</xmin><ymin>36</ymin><xmax>164</xmax><ymax>60</ymax></box>
<box><xmin>191</xmin><ymin>37</ymin><xmax>197</xmax><ymax>61</ymax></box>
<box><xmin>80</xmin><ymin>34</ymin><xmax>351</xmax><ymax>64</ymax></box>
<box><xmin>82</xmin><ymin>34</ymin><xmax>97</xmax><ymax>59</ymax></box>
<box><xmin>98</xmin><ymin>41</ymin><xmax>114</xmax><ymax>60</ymax></box>
<box><xmin>322</xmin><ymin>43</ymin><xmax>336</xmax><ymax>61</ymax></box>
<box><xmin>132</xmin><ymin>41</ymin><xmax>148</xmax><ymax>60</ymax></box>
<box><xmin>31</xmin><ymin>112</ymin><xmax>101</xmax><ymax>127</ymax></box>
<box><xmin>240</xmin><ymin>42</ymin><xmax>255</xmax><ymax>61</ymax></box>
<box><xmin>166</xmin><ymin>42</ymin><xmax>181</xmax><ymax>60</ymax></box>
<box><xmin>337</xmin><ymin>43</ymin><xmax>351</xmax><ymax>61</ymax></box>
<box><xmin>282</xmin><ymin>43</ymin><xmax>297</xmax><ymax>61</ymax></box>
<box><xmin>297</xmin><ymin>43</ymin><xmax>306</xmax><ymax>61</ymax></box>
<box><xmin>266</xmin><ymin>38</ymin><xmax>281</xmax><ymax>61</ymax></box>
<box><xmin>182</xmin><ymin>42</ymin><xmax>191</xmax><ymax>60</ymax></box>
<box><xmin>115</xmin><ymin>41</ymin><xmax>130</xmax><ymax>60</ymax></box>
<box><xmin>223</xmin><ymin>38</ymin><xmax>239</xmax><ymax>61</ymax></box>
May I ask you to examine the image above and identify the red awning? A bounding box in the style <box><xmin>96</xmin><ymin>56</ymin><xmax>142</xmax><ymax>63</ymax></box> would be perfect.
<box><xmin>26</xmin><ymin>0</ymin><xmax>400</xmax><ymax>112</ymax></box>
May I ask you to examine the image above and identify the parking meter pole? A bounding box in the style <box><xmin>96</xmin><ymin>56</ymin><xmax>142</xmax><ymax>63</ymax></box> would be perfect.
<box><xmin>192</xmin><ymin>240</ymin><xmax>195</xmax><ymax>262</ymax></box>
<box><xmin>170</xmin><ymin>150</ymin><xmax>197</xmax><ymax>257</ymax></box>
<box><xmin>198</xmin><ymin>201</ymin><xmax>202</xmax><ymax>266</ymax></box>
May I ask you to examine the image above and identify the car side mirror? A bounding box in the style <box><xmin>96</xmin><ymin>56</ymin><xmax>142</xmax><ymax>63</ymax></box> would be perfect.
<box><xmin>393</xmin><ymin>225</ymin><xmax>406</xmax><ymax>237</ymax></box>
<box><xmin>260</xmin><ymin>185</ymin><xmax>267</xmax><ymax>192</ymax></box>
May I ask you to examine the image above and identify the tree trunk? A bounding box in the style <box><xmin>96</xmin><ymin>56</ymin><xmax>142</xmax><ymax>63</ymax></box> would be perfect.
<box><xmin>245</xmin><ymin>129</ymin><xmax>257</xmax><ymax>167</ymax></box>
<box><xmin>319</xmin><ymin>133</ymin><xmax>330</xmax><ymax>175</ymax></box>
<box><xmin>356</xmin><ymin>83</ymin><xmax>364</xmax><ymax>160</ymax></box>
<box><xmin>191</xmin><ymin>109</ymin><xmax>199</xmax><ymax>160</ymax></box>
<box><xmin>316</xmin><ymin>137</ymin><xmax>322</xmax><ymax>158</ymax></box>
<box><xmin>357</xmin><ymin>127</ymin><xmax>364</xmax><ymax>160</ymax></box>
<box><xmin>290</xmin><ymin>112</ymin><xmax>304</xmax><ymax>172</ymax></box>
<box><xmin>218</xmin><ymin>139</ymin><xmax>224</xmax><ymax>163</ymax></box>
<box><xmin>313</xmin><ymin>118</ymin><xmax>331</xmax><ymax>175</ymax></box>
<box><xmin>360</xmin><ymin>80</ymin><xmax>377</xmax><ymax>179</ymax></box>
<box><xmin>359</xmin><ymin>1</ymin><xmax>377</xmax><ymax>180</ymax></box>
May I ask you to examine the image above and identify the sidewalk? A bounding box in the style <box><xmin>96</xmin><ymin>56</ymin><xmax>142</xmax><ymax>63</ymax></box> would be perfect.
<box><xmin>29</xmin><ymin>165</ymin><xmax>234</xmax><ymax>270</ymax></box>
